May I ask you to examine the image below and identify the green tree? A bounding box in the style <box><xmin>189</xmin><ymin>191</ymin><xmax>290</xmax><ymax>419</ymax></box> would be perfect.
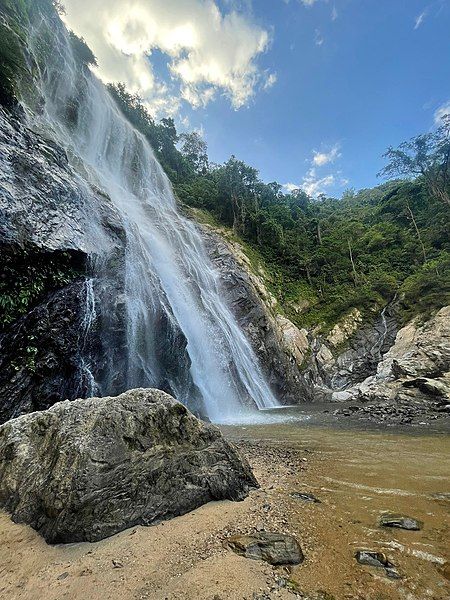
<box><xmin>380</xmin><ymin>115</ymin><xmax>450</xmax><ymax>206</ymax></box>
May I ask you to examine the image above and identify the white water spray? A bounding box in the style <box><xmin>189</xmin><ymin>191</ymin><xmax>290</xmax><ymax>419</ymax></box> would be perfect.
<box><xmin>25</xmin><ymin>18</ymin><xmax>278</xmax><ymax>422</ymax></box>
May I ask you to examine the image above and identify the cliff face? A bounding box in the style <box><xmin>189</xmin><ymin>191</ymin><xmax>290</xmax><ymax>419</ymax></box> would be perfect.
<box><xmin>0</xmin><ymin>107</ymin><xmax>122</xmax><ymax>422</ymax></box>
<box><xmin>200</xmin><ymin>226</ymin><xmax>312</xmax><ymax>404</ymax></box>
<box><xmin>0</xmin><ymin>107</ymin><xmax>312</xmax><ymax>421</ymax></box>
<box><xmin>0</xmin><ymin>104</ymin><xmax>448</xmax><ymax>421</ymax></box>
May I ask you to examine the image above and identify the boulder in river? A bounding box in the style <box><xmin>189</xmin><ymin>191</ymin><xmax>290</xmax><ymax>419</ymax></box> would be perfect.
<box><xmin>227</xmin><ymin>532</ymin><xmax>304</xmax><ymax>565</ymax></box>
<box><xmin>379</xmin><ymin>513</ymin><xmax>423</xmax><ymax>530</ymax></box>
<box><xmin>0</xmin><ymin>388</ymin><xmax>257</xmax><ymax>543</ymax></box>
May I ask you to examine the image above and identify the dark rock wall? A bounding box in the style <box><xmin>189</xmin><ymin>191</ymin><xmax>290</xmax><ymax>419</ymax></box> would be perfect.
<box><xmin>0</xmin><ymin>280</ymin><xmax>97</xmax><ymax>423</ymax></box>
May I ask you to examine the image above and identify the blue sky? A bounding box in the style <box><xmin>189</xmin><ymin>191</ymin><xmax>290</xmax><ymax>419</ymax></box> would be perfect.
<box><xmin>190</xmin><ymin>0</ymin><xmax>450</xmax><ymax>195</ymax></box>
<box><xmin>65</xmin><ymin>0</ymin><xmax>450</xmax><ymax>196</ymax></box>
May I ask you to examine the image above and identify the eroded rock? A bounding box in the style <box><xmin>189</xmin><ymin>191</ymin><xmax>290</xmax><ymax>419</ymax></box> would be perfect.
<box><xmin>290</xmin><ymin>492</ymin><xmax>321</xmax><ymax>503</ymax></box>
<box><xmin>0</xmin><ymin>388</ymin><xmax>257</xmax><ymax>543</ymax></box>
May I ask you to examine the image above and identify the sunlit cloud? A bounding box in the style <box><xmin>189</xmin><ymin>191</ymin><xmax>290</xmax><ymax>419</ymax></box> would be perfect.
<box><xmin>62</xmin><ymin>0</ymin><xmax>275</xmax><ymax>117</ymax></box>
<box><xmin>313</xmin><ymin>144</ymin><xmax>341</xmax><ymax>166</ymax></box>
<box><xmin>283</xmin><ymin>143</ymin><xmax>346</xmax><ymax>197</ymax></box>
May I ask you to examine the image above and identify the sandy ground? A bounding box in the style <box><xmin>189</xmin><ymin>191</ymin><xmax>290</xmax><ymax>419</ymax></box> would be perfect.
<box><xmin>0</xmin><ymin>425</ymin><xmax>449</xmax><ymax>600</ymax></box>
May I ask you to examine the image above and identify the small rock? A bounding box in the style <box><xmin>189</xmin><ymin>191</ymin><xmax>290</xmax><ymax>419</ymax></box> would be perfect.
<box><xmin>379</xmin><ymin>513</ymin><xmax>423</xmax><ymax>531</ymax></box>
<box><xmin>430</xmin><ymin>492</ymin><xmax>450</xmax><ymax>502</ymax></box>
<box><xmin>355</xmin><ymin>551</ymin><xmax>393</xmax><ymax>569</ymax></box>
<box><xmin>112</xmin><ymin>560</ymin><xmax>124</xmax><ymax>568</ymax></box>
<box><xmin>56</xmin><ymin>572</ymin><xmax>69</xmax><ymax>581</ymax></box>
<box><xmin>385</xmin><ymin>567</ymin><xmax>402</xmax><ymax>579</ymax></box>
<box><xmin>290</xmin><ymin>492</ymin><xmax>321</xmax><ymax>503</ymax></box>
<box><xmin>227</xmin><ymin>532</ymin><xmax>304</xmax><ymax>565</ymax></box>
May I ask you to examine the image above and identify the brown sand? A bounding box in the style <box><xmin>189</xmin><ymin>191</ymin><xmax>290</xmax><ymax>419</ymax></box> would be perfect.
<box><xmin>0</xmin><ymin>425</ymin><xmax>449</xmax><ymax>600</ymax></box>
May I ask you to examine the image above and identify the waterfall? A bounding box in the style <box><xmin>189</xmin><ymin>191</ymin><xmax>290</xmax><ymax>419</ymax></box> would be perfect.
<box><xmin>23</xmin><ymin>16</ymin><xmax>278</xmax><ymax>422</ymax></box>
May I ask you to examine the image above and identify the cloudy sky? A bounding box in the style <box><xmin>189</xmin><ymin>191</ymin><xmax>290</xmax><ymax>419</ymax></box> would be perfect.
<box><xmin>63</xmin><ymin>0</ymin><xmax>450</xmax><ymax>196</ymax></box>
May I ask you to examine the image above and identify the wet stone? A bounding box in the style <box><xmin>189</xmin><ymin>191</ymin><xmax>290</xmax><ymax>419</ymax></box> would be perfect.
<box><xmin>290</xmin><ymin>492</ymin><xmax>321</xmax><ymax>503</ymax></box>
<box><xmin>355</xmin><ymin>551</ymin><xmax>393</xmax><ymax>569</ymax></box>
<box><xmin>379</xmin><ymin>513</ymin><xmax>423</xmax><ymax>530</ymax></box>
<box><xmin>227</xmin><ymin>532</ymin><xmax>304</xmax><ymax>565</ymax></box>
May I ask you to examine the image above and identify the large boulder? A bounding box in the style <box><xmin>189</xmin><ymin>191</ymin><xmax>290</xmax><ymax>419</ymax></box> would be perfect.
<box><xmin>0</xmin><ymin>388</ymin><xmax>257</xmax><ymax>543</ymax></box>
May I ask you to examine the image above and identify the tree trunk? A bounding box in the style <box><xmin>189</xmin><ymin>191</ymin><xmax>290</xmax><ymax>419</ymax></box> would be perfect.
<box><xmin>406</xmin><ymin>201</ymin><xmax>427</xmax><ymax>263</ymax></box>
<box><xmin>348</xmin><ymin>239</ymin><xmax>358</xmax><ymax>286</ymax></box>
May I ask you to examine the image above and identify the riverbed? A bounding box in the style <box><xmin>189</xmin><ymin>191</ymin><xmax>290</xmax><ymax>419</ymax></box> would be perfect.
<box><xmin>0</xmin><ymin>414</ymin><xmax>448</xmax><ymax>600</ymax></box>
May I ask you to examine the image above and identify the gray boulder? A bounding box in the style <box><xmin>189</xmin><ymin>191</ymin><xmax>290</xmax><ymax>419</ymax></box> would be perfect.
<box><xmin>227</xmin><ymin>532</ymin><xmax>304</xmax><ymax>565</ymax></box>
<box><xmin>0</xmin><ymin>388</ymin><xmax>257</xmax><ymax>543</ymax></box>
<box><xmin>379</xmin><ymin>514</ymin><xmax>423</xmax><ymax>531</ymax></box>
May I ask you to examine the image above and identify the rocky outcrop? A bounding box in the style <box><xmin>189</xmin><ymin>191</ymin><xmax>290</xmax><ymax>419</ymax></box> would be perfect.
<box><xmin>356</xmin><ymin>305</ymin><xmax>450</xmax><ymax>400</ymax></box>
<box><xmin>0</xmin><ymin>107</ymin><xmax>122</xmax><ymax>254</ymax></box>
<box><xmin>0</xmin><ymin>388</ymin><xmax>257</xmax><ymax>543</ymax></box>
<box><xmin>331</xmin><ymin>306</ymin><xmax>450</xmax><ymax>423</ymax></box>
<box><xmin>0</xmin><ymin>107</ymin><xmax>127</xmax><ymax>421</ymax></box>
<box><xmin>302</xmin><ymin>303</ymin><xmax>399</xmax><ymax>396</ymax></box>
<box><xmin>200</xmin><ymin>225</ymin><xmax>312</xmax><ymax>404</ymax></box>
<box><xmin>227</xmin><ymin>532</ymin><xmax>304</xmax><ymax>565</ymax></box>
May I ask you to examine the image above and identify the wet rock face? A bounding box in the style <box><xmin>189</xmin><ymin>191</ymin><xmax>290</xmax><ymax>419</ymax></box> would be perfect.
<box><xmin>0</xmin><ymin>107</ymin><xmax>117</xmax><ymax>254</ymax></box>
<box><xmin>0</xmin><ymin>107</ymin><xmax>126</xmax><ymax>421</ymax></box>
<box><xmin>0</xmin><ymin>388</ymin><xmax>257</xmax><ymax>543</ymax></box>
<box><xmin>305</xmin><ymin>303</ymin><xmax>399</xmax><ymax>393</ymax></box>
<box><xmin>200</xmin><ymin>226</ymin><xmax>312</xmax><ymax>404</ymax></box>
<box><xmin>0</xmin><ymin>280</ymin><xmax>98</xmax><ymax>424</ymax></box>
<box><xmin>355</xmin><ymin>306</ymin><xmax>450</xmax><ymax>404</ymax></box>
<box><xmin>331</xmin><ymin>305</ymin><xmax>450</xmax><ymax>425</ymax></box>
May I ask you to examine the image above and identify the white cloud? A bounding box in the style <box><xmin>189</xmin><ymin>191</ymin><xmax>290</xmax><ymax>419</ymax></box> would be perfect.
<box><xmin>434</xmin><ymin>100</ymin><xmax>450</xmax><ymax>124</ymax></box>
<box><xmin>284</xmin><ymin>143</ymin><xmax>346</xmax><ymax>198</ymax></box>
<box><xmin>312</xmin><ymin>144</ymin><xmax>341</xmax><ymax>166</ymax></box>
<box><xmin>62</xmin><ymin>0</ymin><xmax>274</xmax><ymax>117</ymax></box>
<box><xmin>314</xmin><ymin>29</ymin><xmax>324</xmax><ymax>46</ymax></box>
<box><xmin>301</xmin><ymin>0</ymin><xmax>319</xmax><ymax>6</ymax></box>
<box><xmin>282</xmin><ymin>182</ymin><xmax>301</xmax><ymax>193</ymax></box>
<box><xmin>414</xmin><ymin>10</ymin><xmax>427</xmax><ymax>29</ymax></box>
<box><xmin>263</xmin><ymin>72</ymin><xmax>277</xmax><ymax>90</ymax></box>
<box><xmin>302</xmin><ymin>168</ymin><xmax>335</xmax><ymax>196</ymax></box>
<box><xmin>331</xmin><ymin>6</ymin><xmax>338</xmax><ymax>21</ymax></box>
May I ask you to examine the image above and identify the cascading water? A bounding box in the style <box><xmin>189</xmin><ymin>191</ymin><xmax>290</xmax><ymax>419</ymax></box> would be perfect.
<box><xmin>23</xmin><ymin>15</ymin><xmax>278</xmax><ymax>422</ymax></box>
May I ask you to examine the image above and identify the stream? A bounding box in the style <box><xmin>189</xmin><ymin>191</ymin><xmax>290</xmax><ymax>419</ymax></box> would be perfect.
<box><xmin>221</xmin><ymin>408</ymin><xmax>450</xmax><ymax>599</ymax></box>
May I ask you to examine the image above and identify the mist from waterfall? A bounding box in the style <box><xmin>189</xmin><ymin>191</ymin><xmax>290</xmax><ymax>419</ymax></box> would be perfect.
<box><xmin>23</xmin><ymin>16</ymin><xmax>279</xmax><ymax>423</ymax></box>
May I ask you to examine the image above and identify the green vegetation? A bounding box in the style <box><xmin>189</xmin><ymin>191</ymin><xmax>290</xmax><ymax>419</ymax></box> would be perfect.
<box><xmin>0</xmin><ymin>0</ymin><xmax>91</xmax><ymax>107</ymax></box>
<box><xmin>0</xmin><ymin>246</ymin><xmax>84</xmax><ymax>330</ymax></box>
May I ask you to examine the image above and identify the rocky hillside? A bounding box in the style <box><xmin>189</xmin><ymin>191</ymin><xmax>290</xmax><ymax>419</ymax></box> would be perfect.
<box><xmin>194</xmin><ymin>215</ymin><xmax>450</xmax><ymax>422</ymax></box>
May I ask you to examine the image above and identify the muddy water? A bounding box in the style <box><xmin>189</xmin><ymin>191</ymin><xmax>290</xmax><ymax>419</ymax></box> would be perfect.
<box><xmin>222</xmin><ymin>414</ymin><xmax>450</xmax><ymax>599</ymax></box>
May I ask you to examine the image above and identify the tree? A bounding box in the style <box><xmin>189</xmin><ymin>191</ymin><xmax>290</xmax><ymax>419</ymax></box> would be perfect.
<box><xmin>379</xmin><ymin>115</ymin><xmax>450</xmax><ymax>206</ymax></box>
<box><xmin>179</xmin><ymin>131</ymin><xmax>209</xmax><ymax>174</ymax></box>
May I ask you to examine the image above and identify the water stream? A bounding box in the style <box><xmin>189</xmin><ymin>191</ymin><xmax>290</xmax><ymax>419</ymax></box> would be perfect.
<box><xmin>23</xmin><ymin>17</ymin><xmax>278</xmax><ymax>422</ymax></box>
